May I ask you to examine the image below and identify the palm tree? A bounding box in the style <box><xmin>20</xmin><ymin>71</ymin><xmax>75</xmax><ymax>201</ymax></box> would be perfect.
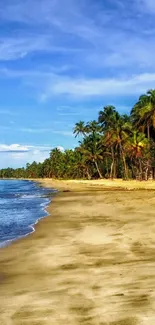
<box><xmin>125</xmin><ymin>131</ymin><xmax>148</xmax><ymax>179</ymax></box>
<box><xmin>73</xmin><ymin>121</ymin><xmax>86</xmax><ymax>138</ymax></box>
<box><xmin>99</xmin><ymin>107</ymin><xmax>132</xmax><ymax>179</ymax></box>
<box><xmin>75</xmin><ymin>147</ymin><xmax>92</xmax><ymax>179</ymax></box>
<box><xmin>86</xmin><ymin>120</ymin><xmax>101</xmax><ymax>134</ymax></box>
<box><xmin>98</xmin><ymin>106</ymin><xmax>120</xmax><ymax>178</ymax></box>
<box><xmin>79</xmin><ymin>135</ymin><xmax>103</xmax><ymax>179</ymax></box>
<box><xmin>131</xmin><ymin>89</ymin><xmax>155</xmax><ymax>178</ymax></box>
<box><xmin>131</xmin><ymin>89</ymin><xmax>155</xmax><ymax>140</ymax></box>
<box><xmin>86</xmin><ymin>121</ymin><xmax>103</xmax><ymax>178</ymax></box>
<box><xmin>126</xmin><ymin>131</ymin><xmax>147</xmax><ymax>158</ymax></box>
<box><xmin>98</xmin><ymin>105</ymin><xmax>120</xmax><ymax>130</ymax></box>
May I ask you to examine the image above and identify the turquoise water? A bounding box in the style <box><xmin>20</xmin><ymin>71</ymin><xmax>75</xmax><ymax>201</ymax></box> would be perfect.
<box><xmin>0</xmin><ymin>180</ymin><xmax>55</xmax><ymax>247</ymax></box>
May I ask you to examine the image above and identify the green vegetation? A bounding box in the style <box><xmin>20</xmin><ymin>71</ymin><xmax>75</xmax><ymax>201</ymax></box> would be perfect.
<box><xmin>2</xmin><ymin>89</ymin><xmax>155</xmax><ymax>180</ymax></box>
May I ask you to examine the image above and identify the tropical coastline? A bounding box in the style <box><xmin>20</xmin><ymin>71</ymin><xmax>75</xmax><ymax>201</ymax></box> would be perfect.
<box><xmin>2</xmin><ymin>0</ymin><xmax>155</xmax><ymax>323</ymax></box>
<box><xmin>0</xmin><ymin>180</ymin><xmax>155</xmax><ymax>324</ymax></box>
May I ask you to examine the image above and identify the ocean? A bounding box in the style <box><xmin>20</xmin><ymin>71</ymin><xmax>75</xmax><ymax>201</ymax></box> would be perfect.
<box><xmin>0</xmin><ymin>179</ymin><xmax>55</xmax><ymax>247</ymax></box>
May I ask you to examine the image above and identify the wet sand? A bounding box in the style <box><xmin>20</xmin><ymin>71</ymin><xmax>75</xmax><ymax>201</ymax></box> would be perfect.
<box><xmin>1</xmin><ymin>180</ymin><xmax>155</xmax><ymax>324</ymax></box>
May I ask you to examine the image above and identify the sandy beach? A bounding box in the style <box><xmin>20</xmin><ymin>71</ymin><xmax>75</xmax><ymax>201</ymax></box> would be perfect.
<box><xmin>1</xmin><ymin>180</ymin><xmax>155</xmax><ymax>324</ymax></box>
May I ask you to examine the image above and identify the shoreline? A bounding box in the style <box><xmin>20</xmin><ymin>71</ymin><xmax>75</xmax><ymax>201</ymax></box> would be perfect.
<box><xmin>0</xmin><ymin>179</ymin><xmax>55</xmax><ymax>249</ymax></box>
<box><xmin>1</xmin><ymin>180</ymin><xmax>155</xmax><ymax>324</ymax></box>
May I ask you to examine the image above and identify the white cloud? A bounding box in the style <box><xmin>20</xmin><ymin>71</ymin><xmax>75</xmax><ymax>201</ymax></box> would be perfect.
<box><xmin>0</xmin><ymin>143</ymin><xmax>51</xmax><ymax>154</ymax></box>
<box><xmin>10</xmin><ymin>150</ymin><xmax>49</xmax><ymax>163</ymax></box>
<box><xmin>41</xmin><ymin>72</ymin><xmax>155</xmax><ymax>98</ymax></box>
<box><xmin>0</xmin><ymin>144</ymin><xmax>67</xmax><ymax>168</ymax></box>
<box><xmin>1</xmin><ymin>150</ymin><xmax>49</xmax><ymax>169</ymax></box>
<box><xmin>0</xmin><ymin>144</ymin><xmax>29</xmax><ymax>152</ymax></box>
<box><xmin>2</xmin><ymin>65</ymin><xmax>155</xmax><ymax>99</ymax></box>
<box><xmin>19</xmin><ymin>127</ymin><xmax>53</xmax><ymax>133</ymax></box>
<box><xmin>56</xmin><ymin>146</ymin><xmax>65</xmax><ymax>152</ymax></box>
<box><xmin>0</xmin><ymin>144</ymin><xmax>48</xmax><ymax>168</ymax></box>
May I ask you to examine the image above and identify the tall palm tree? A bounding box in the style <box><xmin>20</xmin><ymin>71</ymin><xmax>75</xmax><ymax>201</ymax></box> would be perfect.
<box><xmin>75</xmin><ymin>147</ymin><xmax>92</xmax><ymax>179</ymax></box>
<box><xmin>79</xmin><ymin>135</ymin><xmax>103</xmax><ymax>179</ymax></box>
<box><xmin>131</xmin><ymin>89</ymin><xmax>155</xmax><ymax>178</ymax></box>
<box><xmin>98</xmin><ymin>105</ymin><xmax>120</xmax><ymax>130</ymax></box>
<box><xmin>98</xmin><ymin>106</ymin><xmax>120</xmax><ymax>178</ymax></box>
<box><xmin>110</xmin><ymin>116</ymin><xmax>131</xmax><ymax>179</ymax></box>
<box><xmin>73</xmin><ymin>121</ymin><xmax>86</xmax><ymax>138</ymax></box>
<box><xmin>99</xmin><ymin>107</ymin><xmax>132</xmax><ymax>179</ymax></box>
<box><xmin>125</xmin><ymin>131</ymin><xmax>148</xmax><ymax>179</ymax></box>
<box><xmin>131</xmin><ymin>89</ymin><xmax>155</xmax><ymax>140</ymax></box>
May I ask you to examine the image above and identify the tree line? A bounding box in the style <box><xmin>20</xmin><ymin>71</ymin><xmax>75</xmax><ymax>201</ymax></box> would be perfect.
<box><xmin>1</xmin><ymin>89</ymin><xmax>155</xmax><ymax>180</ymax></box>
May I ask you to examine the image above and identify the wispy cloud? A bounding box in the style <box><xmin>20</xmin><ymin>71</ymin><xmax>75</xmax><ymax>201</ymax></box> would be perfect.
<box><xmin>0</xmin><ymin>124</ymin><xmax>74</xmax><ymax>136</ymax></box>
<box><xmin>0</xmin><ymin>0</ymin><xmax>155</xmax><ymax>102</ymax></box>
<box><xmin>40</xmin><ymin>72</ymin><xmax>155</xmax><ymax>98</ymax></box>
<box><xmin>0</xmin><ymin>36</ymin><xmax>83</xmax><ymax>61</ymax></box>
<box><xmin>2</xmin><ymin>67</ymin><xmax>155</xmax><ymax>99</ymax></box>
<box><xmin>52</xmin><ymin>130</ymin><xmax>73</xmax><ymax>137</ymax></box>
<box><xmin>19</xmin><ymin>127</ymin><xmax>53</xmax><ymax>134</ymax></box>
<box><xmin>0</xmin><ymin>143</ymin><xmax>51</xmax><ymax>153</ymax></box>
<box><xmin>0</xmin><ymin>37</ymin><xmax>47</xmax><ymax>61</ymax></box>
<box><xmin>0</xmin><ymin>0</ymin><xmax>154</xmax><ymax>70</ymax></box>
<box><xmin>14</xmin><ymin>127</ymin><xmax>74</xmax><ymax>136</ymax></box>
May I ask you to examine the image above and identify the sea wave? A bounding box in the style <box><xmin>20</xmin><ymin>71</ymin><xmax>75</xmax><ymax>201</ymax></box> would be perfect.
<box><xmin>0</xmin><ymin>180</ymin><xmax>54</xmax><ymax>248</ymax></box>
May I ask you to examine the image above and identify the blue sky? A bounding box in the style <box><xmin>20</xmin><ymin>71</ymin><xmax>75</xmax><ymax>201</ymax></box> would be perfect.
<box><xmin>1</xmin><ymin>0</ymin><xmax>155</xmax><ymax>168</ymax></box>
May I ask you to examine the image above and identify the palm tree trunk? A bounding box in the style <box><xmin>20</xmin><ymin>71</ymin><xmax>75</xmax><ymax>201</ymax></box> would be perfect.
<box><xmin>145</xmin><ymin>165</ymin><xmax>148</xmax><ymax>181</ymax></box>
<box><xmin>120</xmin><ymin>143</ymin><xmax>128</xmax><ymax>179</ymax></box>
<box><xmin>139</xmin><ymin>159</ymin><xmax>142</xmax><ymax>181</ymax></box>
<box><xmin>131</xmin><ymin>162</ymin><xmax>135</xmax><ymax>179</ymax></box>
<box><xmin>113</xmin><ymin>161</ymin><xmax>116</xmax><ymax>178</ymax></box>
<box><xmin>147</xmin><ymin>122</ymin><xmax>151</xmax><ymax>179</ymax></box>
<box><xmin>147</xmin><ymin>123</ymin><xmax>150</xmax><ymax>140</ymax></box>
<box><xmin>110</xmin><ymin>147</ymin><xmax>115</xmax><ymax>179</ymax></box>
<box><xmin>105</xmin><ymin>157</ymin><xmax>109</xmax><ymax>178</ymax></box>
<box><xmin>122</xmin><ymin>153</ymin><xmax>128</xmax><ymax>179</ymax></box>
<box><xmin>86</xmin><ymin>167</ymin><xmax>91</xmax><ymax>180</ymax></box>
<box><xmin>110</xmin><ymin>161</ymin><xmax>114</xmax><ymax>179</ymax></box>
<box><xmin>94</xmin><ymin>160</ymin><xmax>102</xmax><ymax>179</ymax></box>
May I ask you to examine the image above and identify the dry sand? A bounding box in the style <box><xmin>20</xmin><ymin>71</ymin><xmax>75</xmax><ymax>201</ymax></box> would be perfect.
<box><xmin>1</xmin><ymin>180</ymin><xmax>155</xmax><ymax>324</ymax></box>
<box><xmin>38</xmin><ymin>178</ymin><xmax>155</xmax><ymax>191</ymax></box>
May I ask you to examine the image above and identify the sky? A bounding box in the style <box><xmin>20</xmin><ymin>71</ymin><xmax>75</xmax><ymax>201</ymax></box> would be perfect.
<box><xmin>1</xmin><ymin>0</ymin><xmax>155</xmax><ymax>168</ymax></box>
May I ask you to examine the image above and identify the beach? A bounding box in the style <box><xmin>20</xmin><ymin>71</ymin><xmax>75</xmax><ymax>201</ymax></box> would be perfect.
<box><xmin>1</xmin><ymin>180</ymin><xmax>155</xmax><ymax>324</ymax></box>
